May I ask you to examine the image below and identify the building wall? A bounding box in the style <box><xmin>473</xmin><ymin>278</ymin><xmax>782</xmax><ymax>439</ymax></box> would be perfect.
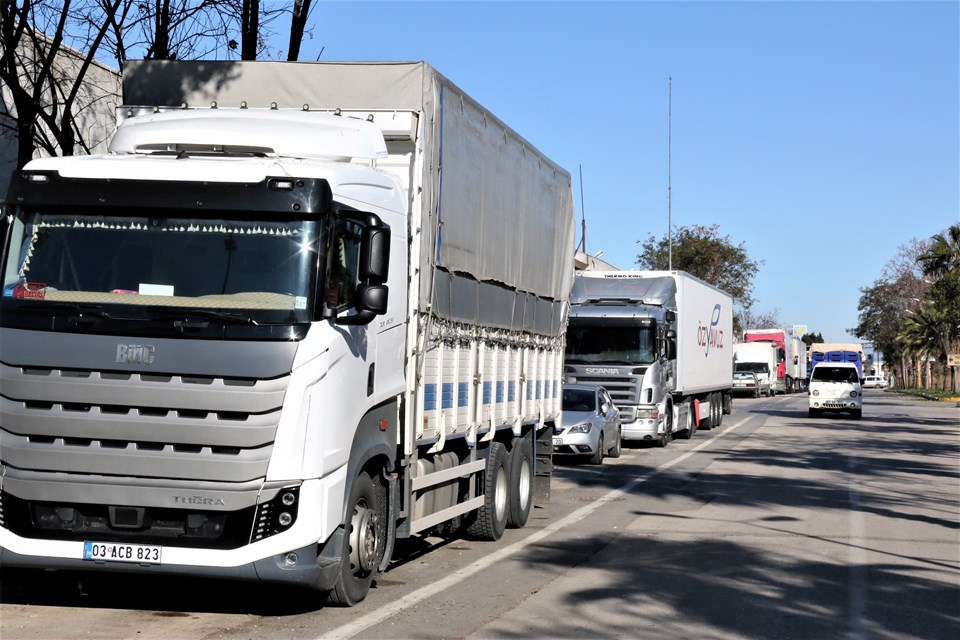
<box><xmin>0</xmin><ymin>36</ymin><xmax>120</xmax><ymax>200</ymax></box>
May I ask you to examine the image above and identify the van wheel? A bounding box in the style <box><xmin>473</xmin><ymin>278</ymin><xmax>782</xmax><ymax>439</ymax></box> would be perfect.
<box><xmin>328</xmin><ymin>470</ymin><xmax>387</xmax><ymax>607</ymax></box>
<box><xmin>465</xmin><ymin>442</ymin><xmax>509</xmax><ymax>541</ymax></box>
<box><xmin>507</xmin><ymin>436</ymin><xmax>533</xmax><ymax>528</ymax></box>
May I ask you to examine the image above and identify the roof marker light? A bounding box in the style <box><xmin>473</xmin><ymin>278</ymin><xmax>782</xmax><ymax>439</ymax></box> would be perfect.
<box><xmin>240</xmin><ymin>101</ymin><xmax>248</xmax><ymax>109</ymax></box>
<box><xmin>210</xmin><ymin>101</ymin><xmax>218</xmax><ymax>109</ymax></box>
<box><xmin>270</xmin><ymin>102</ymin><xmax>278</xmax><ymax>110</ymax></box>
<box><xmin>302</xmin><ymin>104</ymin><xmax>309</xmax><ymax>111</ymax></box>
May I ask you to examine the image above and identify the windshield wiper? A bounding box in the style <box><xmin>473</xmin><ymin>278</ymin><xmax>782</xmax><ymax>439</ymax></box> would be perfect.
<box><xmin>150</xmin><ymin>308</ymin><xmax>260</xmax><ymax>327</ymax></box>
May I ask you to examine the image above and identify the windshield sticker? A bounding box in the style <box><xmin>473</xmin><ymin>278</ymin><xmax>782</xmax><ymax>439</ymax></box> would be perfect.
<box><xmin>295</xmin><ymin>296</ymin><xmax>307</xmax><ymax>310</ymax></box>
<box><xmin>139</xmin><ymin>284</ymin><xmax>174</xmax><ymax>296</ymax></box>
<box><xmin>11</xmin><ymin>281</ymin><xmax>47</xmax><ymax>299</ymax></box>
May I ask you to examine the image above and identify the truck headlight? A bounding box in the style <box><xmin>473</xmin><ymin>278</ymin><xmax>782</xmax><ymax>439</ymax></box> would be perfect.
<box><xmin>636</xmin><ymin>409</ymin><xmax>658</xmax><ymax>419</ymax></box>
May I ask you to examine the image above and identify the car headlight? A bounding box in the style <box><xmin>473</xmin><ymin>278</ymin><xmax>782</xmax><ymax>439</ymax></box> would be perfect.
<box><xmin>812</xmin><ymin>390</ymin><xmax>819</xmax><ymax>396</ymax></box>
<box><xmin>569</xmin><ymin>422</ymin><xmax>594</xmax><ymax>434</ymax></box>
<box><xmin>850</xmin><ymin>390</ymin><xmax>858</xmax><ymax>398</ymax></box>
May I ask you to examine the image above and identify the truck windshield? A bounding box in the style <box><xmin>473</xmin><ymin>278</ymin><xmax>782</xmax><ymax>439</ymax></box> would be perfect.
<box><xmin>735</xmin><ymin>363</ymin><xmax>770</xmax><ymax>374</ymax></box>
<box><xmin>565</xmin><ymin>325</ymin><xmax>657</xmax><ymax>365</ymax></box>
<box><xmin>1</xmin><ymin>209</ymin><xmax>319</xmax><ymax>324</ymax></box>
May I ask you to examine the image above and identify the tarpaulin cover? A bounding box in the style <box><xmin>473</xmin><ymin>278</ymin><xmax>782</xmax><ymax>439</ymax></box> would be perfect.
<box><xmin>122</xmin><ymin>60</ymin><xmax>575</xmax><ymax>336</ymax></box>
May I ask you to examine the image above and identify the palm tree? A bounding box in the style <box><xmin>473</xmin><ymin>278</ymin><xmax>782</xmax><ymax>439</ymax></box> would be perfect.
<box><xmin>915</xmin><ymin>224</ymin><xmax>960</xmax><ymax>392</ymax></box>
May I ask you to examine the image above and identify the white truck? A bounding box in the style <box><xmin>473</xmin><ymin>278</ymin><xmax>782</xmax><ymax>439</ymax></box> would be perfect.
<box><xmin>563</xmin><ymin>270</ymin><xmax>733</xmax><ymax>446</ymax></box>
<box><xmin>733</xmin><ymin>341</ymin><xmax>776</xmax><ymax>397</ymax></box>
<box><xmin>0</xmin><ymin>61</ymin><xmax>575</xmax><ymax>606</ymax></box>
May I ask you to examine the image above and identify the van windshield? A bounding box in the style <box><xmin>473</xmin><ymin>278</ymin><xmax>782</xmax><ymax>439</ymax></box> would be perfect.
<box><xmin>812</xmin><ymin>366</ymin><xmax>860</xmax><ymax>383</ymax></box>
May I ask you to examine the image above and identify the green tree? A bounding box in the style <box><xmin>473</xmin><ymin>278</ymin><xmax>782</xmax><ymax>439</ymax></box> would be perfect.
<box><xmin>915</xmin><ymin>223</ymin><xmax>960</xmax><ymax>392</ymax></box>
<box><xmin>801</xmin><ymin>332</ymin><xmax>824</xmax><ymax>347</ymax></box>
<box><xmin>637</xmin><ymin>224</ymin><xmax>761</xmax><ymax>336</ymax></box>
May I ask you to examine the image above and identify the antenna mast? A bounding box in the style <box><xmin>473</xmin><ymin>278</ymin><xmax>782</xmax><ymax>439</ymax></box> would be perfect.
<box><xmin>668</xmin><ymin>76</ymin><xmax>673</xmax><ymax>271</ymax></box>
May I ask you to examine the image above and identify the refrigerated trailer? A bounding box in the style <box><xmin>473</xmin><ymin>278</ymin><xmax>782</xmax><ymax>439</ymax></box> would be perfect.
<box><xmin>563</xmin><ymin>270</ymin><xmax>733</xmax><ymax>447</ymax></box>
<box><xmin>0</xmin><ymin>61</ymin><xmax>575</xmax><ymax>606</ymax></box>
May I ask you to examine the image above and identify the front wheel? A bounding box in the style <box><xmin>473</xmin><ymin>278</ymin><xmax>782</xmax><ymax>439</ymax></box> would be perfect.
<box><xmin>608</xmin><ymin>426</ymin><xmax>623</xmax><ymax>458</ymax></box>
<box><xmin>590</xmin><ymin>433</ymin><xmax>605</xmax><ymax>465</ymax></box>
<box><xmin>328</xmin><ymin>470</ymin><xmax>388</xmax><ymax>607</ymax></box>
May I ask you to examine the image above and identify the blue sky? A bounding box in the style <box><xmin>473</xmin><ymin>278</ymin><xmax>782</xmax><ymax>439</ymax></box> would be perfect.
<box><xmin>292</xmin><ymin>0</ymin><xmax>958</xmax><ymax>343</ymax></box>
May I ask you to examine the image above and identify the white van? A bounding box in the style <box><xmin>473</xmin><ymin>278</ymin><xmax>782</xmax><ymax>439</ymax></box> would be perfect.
<box><xmin>808</xmin><ymin>362</ymin><xmax>862</xmax><ymax>419</ymax></box>
<box><xmin>863</xmin><ymin>375</ymin><xmax>888</xmax><ymax>389</ymax></box>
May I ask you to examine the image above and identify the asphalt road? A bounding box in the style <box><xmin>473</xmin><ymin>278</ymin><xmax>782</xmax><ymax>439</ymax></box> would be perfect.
<box><xmin>2</xmin><ymin>390</ymin><xmax>958</xmax><ymax>640</ymax></box>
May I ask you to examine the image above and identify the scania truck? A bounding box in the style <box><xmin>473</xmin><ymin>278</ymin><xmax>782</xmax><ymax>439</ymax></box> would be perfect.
<box><xmin>563</xmin><ymin>271</ymin><xmax>733</xmax><ymax>447</ymax></box>
<box><xmin>0</xmin><ymin>61</ymin><xmax>575</xmax><ymax>606</ymax></box>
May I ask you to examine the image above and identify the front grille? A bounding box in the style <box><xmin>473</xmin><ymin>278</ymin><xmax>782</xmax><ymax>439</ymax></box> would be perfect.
<box><xmin>2</xmin><ymin>491</ymin><xmax>255</xmax><ymax>549</ymax></box>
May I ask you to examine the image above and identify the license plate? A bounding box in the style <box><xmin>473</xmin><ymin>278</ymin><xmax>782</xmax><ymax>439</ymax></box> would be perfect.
<box><xmin>552</xmin><ymin>437</ymin><xmax>562</xmax><ymax>447</ymax></box>
<box><xmin>83</xmin><ymin>541</ymin><xmax>162</xmax><ymax>564</ymax></box>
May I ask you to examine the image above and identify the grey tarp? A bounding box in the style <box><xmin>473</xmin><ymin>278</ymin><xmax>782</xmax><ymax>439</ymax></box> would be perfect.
<box><xmin>122</xmin><ymin>60</ymin><xmax>575</xmax><ymax>337</ymax></box>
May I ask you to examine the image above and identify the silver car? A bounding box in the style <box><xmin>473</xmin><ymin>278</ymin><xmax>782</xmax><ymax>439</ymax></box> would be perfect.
<box><xmin>554</xmin><ymin>384</ymin><xmax>622</xmax><ymax>464</ymax></box>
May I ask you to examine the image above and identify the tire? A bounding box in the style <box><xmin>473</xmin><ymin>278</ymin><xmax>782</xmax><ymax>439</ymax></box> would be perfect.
<box><xmin>465</xmin><ymin>441</ymin><xmax>509</xmax><ymax>541</ymax></box>
<box><xmin>851</xmin><ymin>409</ymin><xmax>862</xmax><ymax>420</ymax></box>
<box><xmin>678</xmin><ymin>405</ymin><xmax>695</xmax><ymax>440</ymax></box>
<box><xmin>699</xmin><ymin>399</ymin><xmax>712</xmax><ymax>431</ymax></box>
<box><xmin>608</xmin><ymin>426</ymin><xmax>622</xmax><ymax>458</ymax></box>
<box><xmin>656</xmin><ymin>409</ymin><xmax>672</xmax><ymax>447</ymax></box>
<box><xmin>714</xmin><ymin>393</ymin><xmax>723</xmax><ymax>427</ymax></box>
<box><xmin>507</xmin><ymin>436</ymin><xmax>533</xmax><ymax>528</ymax></box>
<box><xmin>590</xmin><ymin>433</ymin><xmax>605</xmax><ymax>465</ymax></box>
<box><xmin>328</xmin><ymin>470</ymin><xmax>388</xmax><ymax>607</ymax></box>
<box><xmin>808</xmin><ymin>408</ymin><xmax>819</xmax><ymax>418</ymax></box>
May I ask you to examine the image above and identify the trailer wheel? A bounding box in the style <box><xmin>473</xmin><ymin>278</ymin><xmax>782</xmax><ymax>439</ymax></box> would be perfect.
<box><xmin>465</xmin><ymin>441</ymin><xmax>509</xmax><ymax>541</ymax></box>
<box><xmin>713</xmin><ymin>393</ymin><xmax>723</xmax><ymax>427</ymax></box>
<box><xmin>328</xmin><ymin>470</ymin><xmax>387</xmax><ymax>607</ymax></box>
<box><xmin>507</xmin><ymin>436</ymin><xmax>533</xmax><ymax>528</ymax></box>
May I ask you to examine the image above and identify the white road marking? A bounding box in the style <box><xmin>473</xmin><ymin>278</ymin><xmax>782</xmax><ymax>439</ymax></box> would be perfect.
<box><xmin>318</xmin><ymin>417</ymin><xmax>749</xmax><ymax>640</ymax></box>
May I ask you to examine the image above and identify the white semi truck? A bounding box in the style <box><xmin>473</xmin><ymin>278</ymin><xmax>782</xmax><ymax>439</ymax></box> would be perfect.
<box><xmin>563</xmin><ymin>271</ymin><xmax>733</xmax><ymax>447</ymax></box>
<box><xmin>0</xmin><ymin>61</ymin><xmax>575</xmax><ymax>606</ymax></box>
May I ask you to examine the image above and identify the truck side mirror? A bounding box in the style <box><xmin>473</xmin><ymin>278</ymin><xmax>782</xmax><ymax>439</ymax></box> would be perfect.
<box><xmin>360</xmin><ymin>226</ymin><xmax>390</xmax><ymax>284</ymax></box>
<box><xmin>326</xmin><ymin>209</ymin><xmax>392</xmax><ymax>326</ymax></box>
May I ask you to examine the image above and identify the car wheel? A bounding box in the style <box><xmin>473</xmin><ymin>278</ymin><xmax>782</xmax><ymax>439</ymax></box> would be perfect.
<box><xmin>590</xmin><ymin>433</ymin><xmax>605</xmax><ymax>465</ymax></box>
<box><xmin>808</xmin><ymin>408</ymin><xmax>819</xmax><ymax>418</ymax></box>
<box><xmin>851</xmin><ymin>409</ymin><xmax>862</xmax><ymax>420</ymax></box>
<box><xmin>608</xmin><ymin>426</ymin><xmax>622</xmax><ymax>458</ymax></box>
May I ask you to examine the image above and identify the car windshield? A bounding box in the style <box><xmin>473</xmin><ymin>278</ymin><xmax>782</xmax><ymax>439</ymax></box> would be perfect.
<box><xmin>562</xmin><ymin>388</ymin><xmax>596</xmax><ymax>412</ymax></box>
<box><xmin>2</xmin><ymin>209</ymin><xmax>320</xmax><ymax>324</ymax></box>
<box><xmin>812</xmin><ymin>366</ymin><xmax>860</xmax><ymax>383</ymax></box>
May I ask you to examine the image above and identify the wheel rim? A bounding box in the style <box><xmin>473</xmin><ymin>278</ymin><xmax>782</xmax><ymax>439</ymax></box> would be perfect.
<box><xmin>518</xmin><ymin>458</ymin><xmax>532</xmax><ymax>511</ymax></box>
<box><xmin>494</xmin><ymin>466</ymin><xmax>508</xmax><ymax>522</ymax></box>
<box><xmin>348</xmin><ymin>499</ymin><xmax>381</xmax><ymax>574</ymax></box>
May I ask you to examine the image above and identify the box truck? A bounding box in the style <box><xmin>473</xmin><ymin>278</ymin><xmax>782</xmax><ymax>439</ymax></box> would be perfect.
<box><xmin>743</xmin><ymin>328</ymin><xmax>801</xmax><ymax>393</ymax></box>
<box><xmin>809</xmin><ymin>343</ymin><xmax>865</xmax><ymax>381</ymax></box>
<box><xmin>733</xmin><ymin>341</ymin><xmax>776</xmax><ymax>397</ymax></box>
<box><xmin>0</xmin><ymin>61</ymin><xmax>575</xmax><ymax>606</ymax></box>
<box><xmin>563</xmin><ymin>270</ymin><xmax>733</xmax><ymax>447</ymax></box>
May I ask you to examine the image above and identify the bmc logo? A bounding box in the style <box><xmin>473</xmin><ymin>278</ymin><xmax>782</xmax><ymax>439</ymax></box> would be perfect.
<box><xmin>116</xmin><ymin>344</ymin><xmax>156</xmax><ymax>364</ymax></box>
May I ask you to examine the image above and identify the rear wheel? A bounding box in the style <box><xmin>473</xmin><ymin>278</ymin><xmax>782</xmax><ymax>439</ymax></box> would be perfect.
<box><xmin>507</xmin><ymin>436</ymin><xmax>533</xmax><ymax>528</ymax></box>
<box><xmin>465</xmin><ymin>442</ymin><xmax>509</xmax><ymax>541</ymax></box>
<box><xmin>328</xmin><ymin>470</ymin><xmax>388</xmax><ymax>607</ymax></box>
<box><xmin>851</xmin><ymin>409</ymin><xmax>862</xmax><ymax>420</ymax></box>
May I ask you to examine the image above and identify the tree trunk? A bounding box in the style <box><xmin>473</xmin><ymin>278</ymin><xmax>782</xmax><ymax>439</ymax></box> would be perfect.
<box><xmin>287</xmin><ymin>0</ymin><xmax>311</xmax><ymax>61</ymax></box>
